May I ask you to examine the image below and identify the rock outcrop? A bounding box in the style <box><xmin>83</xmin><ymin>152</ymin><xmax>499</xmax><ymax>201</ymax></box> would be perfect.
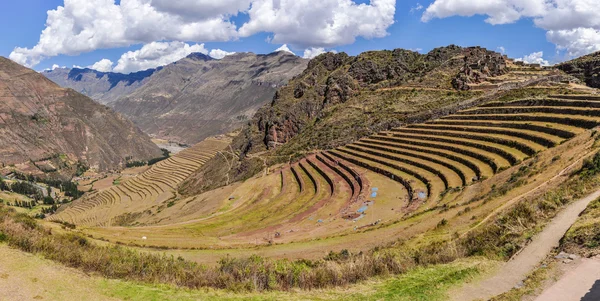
<box><xmin>237</xmin><ymin>46</ymin><xmax>508</xmax><ymax>155</ymax></box>
<box><xmin>0</xmin><ymin>57</ymin><xmax>162</xmax><ymax>175</ymax></box>
<box><xmin>452</xmin><ymin>47</ymin><xmax>509</xmax><ymax>90</ymax></box>
<box><xmin>557</xmin><ymin>51</ymin><xmax>600</xmax><ymax>88</ymax></box>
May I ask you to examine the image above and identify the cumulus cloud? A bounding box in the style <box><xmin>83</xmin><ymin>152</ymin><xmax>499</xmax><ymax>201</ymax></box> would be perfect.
<box><xmin>303</xmin><ymin>47</ymin><xmax>327</xmax><ymax>59</ymax></box>
<box><xmin>239</xmin><ymin>0</ymin><xmax>396</xmax><ymax>48</ymax></box>
<box><xmin>497</xmin><ymin>46</ymin><xmax>506</xmax><ymax>54</ymax></box>
<box><xmin>10</xmin><ymin>0</ymin><xmax>397</xmax><ymax>68</ymax></box>
<box><xmin>89</xmin><ymin>59</ymin><xmax>114</xmax><ymax>72</ymax></box>
<box><xmin>516</xmin><ymin>51</ymin><xmax>550</xmax><ymax>66</ymax></box>
<box><xmin>9</xmin><ymin>0</ymin><xmax>237</xmax><ymax>67</ymax></box>
<box><xmin>10</xmin><ymin>0</ymin><xmax>396</xmax><ymax>69</ymax></box>
<box><xmin>546</xmin><ymin>28</ymin><xmax>600</xmax><ymax>58</ymax></box>
<box><xmin>274</xmin><ymin>44</ymin><xmax>294</xmax><ymax>54</ymax></box>
<box><xmin>150</xmin><ymin>0</ymin><xmax>251</xmax><ymax>21</ymax></box>
<box><xmin>209</xmin><ymin>49</ymin><xmax>236</xmax><ymax>59</ymax></box>
<box><xmin>43</xmin><ymin>64</ymin><xmax>65</xmax><ymax>72</ymax></box>
<box><xmin>421</xmin><ymin>0</ymin><xmax>600</xmax><ymax>59</ymax></box>
<box><xmin>113</xmin><ymin>41</ymin><xmax>208</xmax><ymax>73</ymax></box>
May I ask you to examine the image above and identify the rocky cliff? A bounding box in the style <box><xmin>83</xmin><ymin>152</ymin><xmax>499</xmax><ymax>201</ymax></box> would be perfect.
<box><xmin>43</xmin><ymin>67</ymin><xmax>159</xmax><ymax>105</ymax></box>
<box><xmin>557</xmin><ymin>51</ymin><xmax>600</xmax><ymax>88</ymax></box>
<box><xmin>237</xmin><ymin>46</ymin><xmax>507</xmax><ymax>156</ymax></box>
<box><xmin>0</xmin><ymin>57</ymin><xmax>162</xmax><ymax>175</ymax></box>
<box><xmin>111</xmin><ymin>52</ymin><xmax>308</xmax><ymax>144</ymax></box>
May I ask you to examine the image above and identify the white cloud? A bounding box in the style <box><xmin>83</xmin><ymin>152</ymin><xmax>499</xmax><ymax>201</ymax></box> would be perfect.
<box><xmin>150</xmin><ymin>0</ymin><xmax>252</xmax><ymax>21</ymax></box>
<box><xmin>209</xmin><ymin>49</ymin><xmax>236</xmax><ymax>59</ymax></box>
<box><xmin>113</xmin><ymin>41</ymin><xmax>208</xmax><ymax>73</ymax></box>
<box><xmin>274</xmin><ymin>44</ymin><xmax>294</xmax><ymax>54</ymax></box>
<box><xmin>303</xmin><ymin>47</ymin><xmax>327</xmax><ymax>59</ymax></box>
<box><xmin>9</xmin><ymin>0</ymin><xmax>237</xmax><ymax>67</ymax></box>
<box><xmin>546</xmin><ymin>28</ymin><xmax>600</xmax><ymax>58</ymax></box>
<box><xmin>516</xmin><ymin>51</ymin><xmax>550</xmax><ymax>66</ymax></box>
<box><xmin>239</xmin><ymin>0</ymin><xmax>396</xmax><ymax>48</ymax></box>
<box><xmin>410</xmin><ymin>3</ymin><xmax>424</xmax><ymax>13</ymax></box>
<box><xmin>301</xmin><ymin>47</ymin><xmax>337</xmax><ymax>59</ymax></box>
<box><xmin>89</xmin><ymin>58</ymin><xmax>113</xmax><ymax>72</ymax></box>
<box><xmin>43</xmin><ymin>64</ymin><xmax>65</xmax><ymax>72</ymax></box>
<box><xmin>421</xmin><ymin>0</ymin><xmax>547</xmax><ymax>24</ymax></box>
<box><xmin>10</xmin><ymin>0</ymin><xmax>397</xmax><ymax>68</ymax></box>
<box><xmin>72</xmin><ymin>65</ymin><xmax>83</xmax><ymax>69</ymax></box>
<box><xmin>498</xmin><ymin>46</ymin><xmax>506</xmax><ymax>54</ymax></box>
<box><xmin>421</xmin><ymin>0</ymin><xmax>600</xmax><ymax>59</ymax></box>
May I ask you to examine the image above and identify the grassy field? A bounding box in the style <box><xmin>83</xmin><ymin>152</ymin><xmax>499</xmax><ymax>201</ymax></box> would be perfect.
<box><xmin>0</xmin><ymin>242</ymin><xmax>494</xmax><ymax>301</ymax></box>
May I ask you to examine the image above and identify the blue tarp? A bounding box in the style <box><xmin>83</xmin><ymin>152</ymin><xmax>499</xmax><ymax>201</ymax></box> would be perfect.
<box><xmin>357</xmin><ymin>206</ymin><xmax>368</xmax><ymax>213</ymax></box>
<box><xmin>418</xmin><ymin>192</ymin><xmax>427</xmax><ymax>199</ymax></box>
<box><xmin>371</xmin><ymin>192</ymin><xmax>377</xmax><ymax>198</ymax></box>
<box><xmin>371</xmin><ymin>187</ymin><xmax>379</xmax><ymax>191</ymax></box>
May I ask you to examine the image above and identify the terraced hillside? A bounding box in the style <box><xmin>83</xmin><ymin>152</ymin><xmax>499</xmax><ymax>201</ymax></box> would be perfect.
<box><xmin>327</xmin><ymin>94</ymin><xmax>600</xmax><ymax>207</ymax></box>
<box><xmin>74</xmin><ymin>94</ymin><xmax>600</xmax><ymax>251</ymax></box>
<box><xmin>49</xmin><ymin>137</ymin><xmax>231</xmax><ymax>226</ymax></box>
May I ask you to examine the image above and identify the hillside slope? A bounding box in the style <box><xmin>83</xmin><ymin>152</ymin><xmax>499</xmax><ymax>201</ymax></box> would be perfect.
<box><xmin>43</xmin><ymin>67</ymin><xmax>159</xmax><ymax>105</ymax></box>
<box><xmin>236</xmin><ymin>46</ymin><xmax>507</xmax><ymax>156</ymax></box>
<box><xmin>111</xmin><ymin>52</ymin><xmax>308</xmax><ymax>144</ymax></box>
<box><xmin>0</xmin><ymin>57</ymin><xmax>162</xmax><ymax>175</ymax></box>
<box><xmin>180</xmin><ymin>46</ymin><xmax>514</xmax><ymax>195</ymax></box>
<box><xmin>556</xmin><ymin>50</ymin><xmax>600</xmax><ymax>88</ymax></box>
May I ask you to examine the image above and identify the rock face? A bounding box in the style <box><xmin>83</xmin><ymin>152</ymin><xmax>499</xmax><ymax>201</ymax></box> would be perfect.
<box><xmin>111</xmin><ymin>52</ymin><xmax>308</xmax><ymax>144</ymax></box>
<box><xmin>43</xmin><ymin>67</ymin><xmax>159</xmax><ymax>105</ymax></box>
<box><xmin>237</xmin><ymin>46</ymin><xmax>508</xmax><ymax>155</ymax></box>
<box><xmin>557</xmin><ymin>51</ymin><xmax>600</xmax><ymax>88</ymax></box>
<box><xmin>452</xmin><ymin>47</ymin><xmax>509</xmax><ymax>90</ymax></box>
<box><xmin>0</xmin><ymin>57</ymin><xmax>162</xmax><ymax>174</ymax></box>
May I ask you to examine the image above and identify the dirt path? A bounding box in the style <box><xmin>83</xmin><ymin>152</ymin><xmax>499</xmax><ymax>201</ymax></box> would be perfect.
<box><xmin>534</xmin><ymin>257</ymin><xmax>600</xmax><ymax>301</ymax></box>
<box><xmin>451</xmin><ymin>188</ymin><xmax>600</xmax><ymax>301</ymax></box>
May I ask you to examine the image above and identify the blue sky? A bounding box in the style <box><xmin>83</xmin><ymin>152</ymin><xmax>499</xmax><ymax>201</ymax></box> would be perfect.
<box><xmin>1</xmin><ymin>0</ymin><xmax>596</xmax><ymax>73</ymax></box>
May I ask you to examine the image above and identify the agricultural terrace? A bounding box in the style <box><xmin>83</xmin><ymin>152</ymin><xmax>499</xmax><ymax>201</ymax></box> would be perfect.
<box><xmin>78</xmin><ymin>95</ymin><xmax>600</xmax><ymax>256</ymax></box>
<box><xmin>49</xmin><ymin>137</ymin><xmax>230</xmax><ymax>226</ymax></box>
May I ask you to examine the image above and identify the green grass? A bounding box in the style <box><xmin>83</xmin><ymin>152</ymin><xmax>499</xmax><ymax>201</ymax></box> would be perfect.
<box><xmin>98</xmin><ymin>259</ymin><xmax>488</xmax><ymax>301</ymax></box>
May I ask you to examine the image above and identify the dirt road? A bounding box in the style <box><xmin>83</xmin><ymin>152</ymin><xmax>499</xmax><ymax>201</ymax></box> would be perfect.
<box><xmin>534</xmin><ymin>258</ymin><xmax>600</xmax><ymax>301</ymax></box>
<box><xmin>451</xmin><ymin>188</ymin><xmax>600</xmax><ymax>301</ymax></box>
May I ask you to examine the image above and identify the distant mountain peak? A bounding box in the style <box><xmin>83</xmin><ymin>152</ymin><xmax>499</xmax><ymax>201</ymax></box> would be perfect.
<box><xmin>186</xmin><ymin>52</ymin><xmax>212</xmax><ymax>61</ymax></box>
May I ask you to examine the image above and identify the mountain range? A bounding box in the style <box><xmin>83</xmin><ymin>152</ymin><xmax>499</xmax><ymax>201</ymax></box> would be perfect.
<box><xmin>44</xmin><ymin>51</ymin><xmax>307</xmax><ymax>144</ymax></box>
<box><xmin>44</xmin><ymin>67</ymin><xmax>160</xmax><ymax>105</ymax></box>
